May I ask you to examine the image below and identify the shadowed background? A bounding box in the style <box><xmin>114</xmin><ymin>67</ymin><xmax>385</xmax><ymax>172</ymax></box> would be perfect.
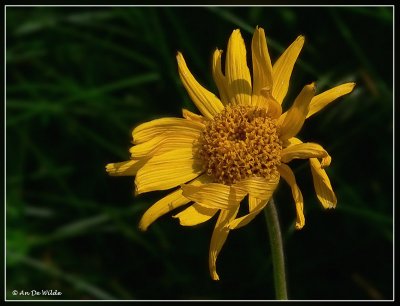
<box><xmin>6</xmin><ymin>6</ymin><xmax>393</xmax><ymax>300</ymax></box>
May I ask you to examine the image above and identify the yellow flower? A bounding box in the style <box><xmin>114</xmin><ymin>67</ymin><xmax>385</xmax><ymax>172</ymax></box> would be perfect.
<box><xmin>106</xmin><ymin>27</ymin><xmax>355</xmax><ymax>281</ymax></box>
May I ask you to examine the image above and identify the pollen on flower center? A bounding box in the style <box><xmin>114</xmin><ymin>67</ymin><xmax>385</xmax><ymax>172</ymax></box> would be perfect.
<box><xmin>197</xmin><ymin>105</ymin><xmax>282</xmax><ymax>185</ymax></box>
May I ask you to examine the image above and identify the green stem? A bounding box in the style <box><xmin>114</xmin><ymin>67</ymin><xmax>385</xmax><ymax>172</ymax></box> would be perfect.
<box><xmin>264</xmin><ymin>198</ymin><xmax>288</xmax><ymax>300</ymax></box>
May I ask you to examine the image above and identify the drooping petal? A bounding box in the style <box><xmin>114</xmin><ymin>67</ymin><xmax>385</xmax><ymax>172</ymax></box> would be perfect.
<box><xmin>307</xmin><ymin>82</ymin><xmax>356</xmax><ymax>118</ymax></box>
<box><xmin>173</xmin><ymin>203</ymin><xmax>218</xmax><ymax>226</ymax></box>
<box><xmin>139</xmin><ymin>174</ymin><xmax>210</xmax><ymax>231</ymax></box>
<box><xmin>182</xmin><ymin>108</ymin><xmax>205</xmax><ymax>123</ymax></box>
<box><xmin>272</xmin><ymin>35</ymin><xmax>305</xmax><ymax>104</ymax></box>
<box><xmin>310</xmin><ymin>158</ymin><xmax>337</xmax><ymax>209</ymax></box>
<box><xmin>135</xmin><ymin>148</ymin><xmax>202</xmax><ymax>194</ymax></box>
<box><xmin>228</xmin><ymin>196</ymin><xmax>265</xmax><ymax>230</ymax></box>
<box><xmin>284</xmin><ymin>138</ymin><xmax>336</xmax><ymax>209</ymax></box>
<box><xmin>225</xmin><ymin>29</ymin><xmax>252</xmax><ymax>106</ymax></box>
<box><xmin>281</xmin><ymin>142</ymin><xmax>331</xmax><ymax>165</ymax></box>
<box><xmin>234</xmin><ymin>175</ymin><xmax>280</xmax><ymax>201</ymax></box>
<box><xmin>130</xmin><ymin>131</ymin><xmax>197</xmax><ymax>158</ymax></box>
<box><xmin>212</xmin><ymin>49</ymin><xmax>229</xmax><ymax>105</ymax></box>
<box><xmin>177</xmin><ymin>52</ymin><xmax>224</xmax><ymax>119</ymax></box>
<box><xmin>278</xmin><ymin>164</ymin><xmax>305</xmax><ymax>229</ymax></box>
<box><xmin>251</xmin><ymin>27</ymin><xmax>273</xmax><ymax>107</ymax></box>
<box><xmin>278</xmin><ymin>83</ymin><xmax>316</xmax><ymax>141</ymax></box>
<box><xmin>209</xmin><ymin>205</ymin><xmax>240</xmax><ymax>280</ymax></box>
<box><xmin>106</xmin><ymin>159</ymin><xmax>147</xmax><ymax>176</ymax></box>
<box><xmin>284</xmin><ymin>136</ymin><xmax>302</xmax><ymax>147</ymax></box>
<box><xmin>181</xmin><ymin>183</ymin><xmax>247</xmax><ymax>210</ymax></box>
<box><xmin>132</xmin><ymin>117</ymin><xmax>204</xmax><ymax>144</ymax></box>
<box><xmin>229</xmin><ymin>176</ymin><xmax>280</xmax><ymax>229</ymax></box>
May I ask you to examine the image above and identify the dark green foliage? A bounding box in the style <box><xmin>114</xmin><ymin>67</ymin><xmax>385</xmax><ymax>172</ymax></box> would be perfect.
<box><xmin>6</xmin><ymin>6</ymin><xmax>393</xmax><ymax>300</ymax></box>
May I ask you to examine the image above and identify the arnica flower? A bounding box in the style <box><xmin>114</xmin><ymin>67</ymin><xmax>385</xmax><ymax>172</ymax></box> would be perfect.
<box><xmin>106</xmin><ymin>27</ymin><xmax>355</xmax><ymax>281</ymax></box>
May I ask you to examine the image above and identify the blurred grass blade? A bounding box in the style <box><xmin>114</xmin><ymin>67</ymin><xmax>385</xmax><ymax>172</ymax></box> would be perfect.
<box><xmin>7</xmin><ymin>251</ymin><xmax>117</xmax><ymax>300</ymax></box>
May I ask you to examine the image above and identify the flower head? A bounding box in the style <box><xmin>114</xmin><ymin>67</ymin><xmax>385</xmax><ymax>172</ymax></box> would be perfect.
<box><xmin>106</xmin><ymin>27</ymin><xmax>355</xmax><ymax>280</ymax></box>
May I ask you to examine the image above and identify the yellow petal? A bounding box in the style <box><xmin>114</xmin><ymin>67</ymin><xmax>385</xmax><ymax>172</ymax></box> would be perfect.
<box><xmin>284</xmin><ymin>137</ymin><xmax>331</xmax><ymax>169</ymax></box>
<box><xmin>251</xmin><ymin>27</ymin><xmax>273</xmax><ymax>107</ymax></box>
<box><xmin>284</xmin><ymin>136</ymin><xmax>302</xmax><ymax>147</ymax></box>
<box><xmin>272</xmin><ymin>35</ymin><xmax>305</xmax><ymax>104</ymax></box>
<box><xmin>248</xmin><ymin>194</ymin><xmax>261</xmax><ymax>211</ymax></box>
<box><xmin>139</xmin><ymin>174</ymin><xmax>210</xmax><ymax>231</ymax></box>
<box><xmin>177</xmin><ymin>52</ymin><xmax>224</xmax><ymax>119</ymax></box>
<box><xmin>278</xmin><ymin>164</ymin><xmax>305</xmax><ymax>230</ymax></box>
<box><xmin>260</xmin><ymin>88</ymin><xmax>282</xmax><ymax>119</ymax></box>
<box><xmin>212</xmin><ymin>49</ymin><xmax>229</xmax><ymax>105</ymax></box>
<box><xmin>132</xmin><ymin>117</ymin><xmax>204</xmax><ymax>145</ymax></box>
<box><xmin>278</xmin><ymin>83</ymin><xmax>316</xmax><ymax>141</ymax></box>
<box><xmin>307</xmin><ymin>82</ymin><xmax>356</xmax><ymax>118</ymax></box>
<box><xmin>281</xmin><ymin>142</ymin><xmax>330</xmax><ymax>165</ymax></box>
<box><xmin>209</xmin><ymin>205</ymin><xmax>240</xmax><ymax>280</ymax></box>
<box><xmin>106</xmin><ymin>159</ymin><xmax>146</xmax><ymax>176</ymax></box>
<box><xmin>284</xmin><ymin>138</ymin><xmax>336</xmax><ymax>208</ymax></box>
<box><xmin>310</xmin><ymin>158</ymin><xmax>337</xmax><ymax>209</ymax></box>
<box><xmin>181</xmin><ymin>183</ymin><xmax>247</xmax><ymax>210</ymax></box>
<box><xmin>135</xmin><ymin>148</ymin><xmax>202</xmax><ymax>194</ymax></box>
<box><xmin>139</xmin><ymin>189</ymin><xmax>189</xmax><ymax>231</ymax></box>
<box><xmin>225</xmin><ymin>29</ymin><xmax>252</xmax><ymax>106</ymax></box>
<box><xmin>228</xmin><ymin>196</ymin><xmax>265</xmax><ymax>230</ymax></box>
<box><xmin>229</xmin><ymin>176</ymin><xmax>280</xmax><ymax>229</ymax></box>
<box><xmin>130</xmin><ymin>131</ymin><xmax>197</xmax><ymax>159</ymax></box>
<box><xmin>234</xmin><ymin>175</ymin><xmax>280</xmax><ymax>201</ymax></box>
<box><xmin>173</xmin><ymin>203</ymin><xmax>218</xmax><ymax>226</ymax></box>
<box><xmin>182</xmin><ymin>108</ymin><xmax>205</xmax><ymax>123</ymax></box>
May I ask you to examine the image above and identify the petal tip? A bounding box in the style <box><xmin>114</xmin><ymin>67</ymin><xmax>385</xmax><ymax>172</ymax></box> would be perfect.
<box><xmin>176</xmin><ymin>51</ymin><xmax>184</xmax><ymax>63</ymax></box>
<box><xmin>211</xmin><ymin>272</ymin><xmax>220</xmax><ymax>281</ymax></box>
<box><xmin>105</xmin><ymin>163</ymin><xmax>113</xmax><ymax>173</ymax></box>
<box><xmin>349</xmin><ymin>82</ymin><xmax>357</xmax><ymax>90</ymax></box>
<box><xmin>297</xmin><ymin>35</ymin><xmax>305</xmax><ymax>43</ymax></box>
<box><xmin>138</xmin><ymin>222</ymin><xmax>148</xmax><ymax>232</ymax></box>
<box><xmin>295</xmin><ymin>222</ymin><xmax>305</xmax><ymax>230</ymax></box>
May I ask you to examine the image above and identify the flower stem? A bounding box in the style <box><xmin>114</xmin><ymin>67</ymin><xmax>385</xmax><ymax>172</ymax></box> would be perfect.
<box><xmin>264</xmin><ymin>197</ymin><xmax>288</xmax><ymax>300</ymax></box>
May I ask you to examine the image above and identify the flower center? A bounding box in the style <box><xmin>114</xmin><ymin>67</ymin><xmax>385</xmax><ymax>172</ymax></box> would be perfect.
<box><xmin>197</xmin><ymin>105</ymin><xmax>282</xmax><ymax>185</ymax></box>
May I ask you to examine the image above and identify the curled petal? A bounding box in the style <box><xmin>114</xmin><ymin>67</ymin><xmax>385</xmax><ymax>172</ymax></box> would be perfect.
<box><xmin>228</xmin><ymin>196</ymin><xmax>265</xmax><ymax>230</ymax></box>
<box><xmin>278</xmin><ymin>83</ymin><xmax>315</xmax><ymax>141</ymax></box>
<box><xmin>285</xmin><ymin>138</ymin><xmax>336</xmax><ymax>209</ymax></box>
<box><xmin>225</xmin><ymin>29</ymin><xmax>252</xmax><ymax>106</ymax></box>
<box><xmin>272</xmin><ymin>35</ymin><xmax>305</xmax><ymax>104</ymax></box>
<box><xmin>278</xmin><ymin>164</ymin><xmax>305</xmax><ymax>229</ymax></box>
<box><xmin>181</xmin><ymin>183</ymin><xmax>247</xmax><ymax>210</ymax></box>
<box><xmin>310</xmin><ymin>158</ymin><xmax>337</xmax><ymax>209</ymax></box>
<box><xmin>283</xmin><ymin>136</ymin><xmax>302</xmax><ymax>148</ymax></box>
<box><xmin>229</xmin><ymin>176</ymin><xmax>280</xmax><ymax>229</ymax></box>
<box><xmin>173</xmin><ymin>203</ymin><xmax>218</xmax><ymax>226</ymax></box>
<box><xmin>177</xmin><ymin>52</ymin><xmax>224</xmax><ymax>119</ymax></box>
<box><xmin>281</xmin><ymin>142</ymin><xmax>330</xmax><ymax>165</ymax></box>
<box><xmin>307</xmin><ymin>82</ymin><xmax>356</xmax><ymax>118</ymax></box>
<box><xmin>212</xmin><ymin>49</ymin><xmax>229</xmax><ymax>105</ymax></box>
<box><xmin>209</xmin><ymin>205</ymin><xmax>240</xmax><ymax>280</ymax></box>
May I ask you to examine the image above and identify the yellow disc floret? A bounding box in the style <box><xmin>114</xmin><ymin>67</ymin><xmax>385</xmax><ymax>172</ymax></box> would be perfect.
<box><xmin>198</xmin><ymin>105</ymin><xmax>282</xmax><ymax>185</ymax></box>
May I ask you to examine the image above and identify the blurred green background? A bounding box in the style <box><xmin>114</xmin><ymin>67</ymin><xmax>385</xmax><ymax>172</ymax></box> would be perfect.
<box><xmin>6</xmin><ymin>6</ymin><xmax>393</xmax><ymax>300</ymax></box>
